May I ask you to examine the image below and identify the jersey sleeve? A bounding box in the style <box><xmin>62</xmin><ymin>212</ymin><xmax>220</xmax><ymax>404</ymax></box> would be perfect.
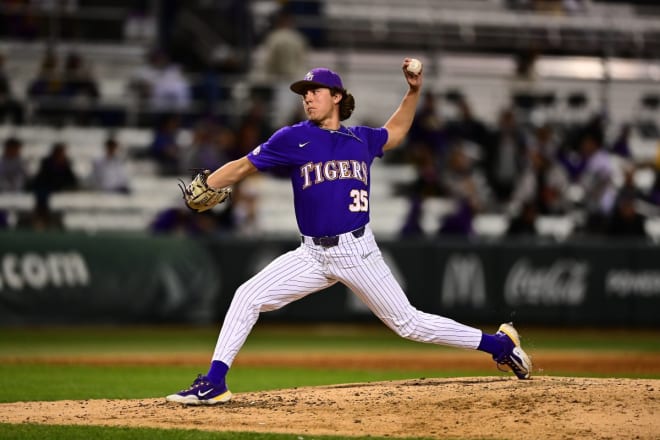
<box><xmin>357</xmin><ymin>126</ymin><xmax>388</xmax><ymax>159</ymax></box>
<box><xmin>246</xmin><ymin>126</ymin><xmax>294</xmax><ymax>171</ymax></box>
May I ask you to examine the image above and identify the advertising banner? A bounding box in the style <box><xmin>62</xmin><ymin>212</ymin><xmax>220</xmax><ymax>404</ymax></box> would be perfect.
<box><xmin>207</xmin><ymin>238</ymin><xmax>660</xmax><ymax>327</ymax></box>
<box><xmin>0</xmin><ymin>231</ymin><xmax>219</xmax><ymax>324</ymax></box>
<box><xmin>2</xmin><ymin>232</ymin><xmax>658</xmax><ymax>326</ymax></box>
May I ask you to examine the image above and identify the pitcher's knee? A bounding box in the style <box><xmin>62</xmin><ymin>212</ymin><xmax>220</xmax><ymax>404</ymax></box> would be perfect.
<box><xmin>387</xmin><ymin>316</ymin><xmax>418</xmax><ymax>340</ymax></box>
<box><xmin>232</xmin><ymin>284</ymin><xmax>263</xmax><ymax>314</ymax></box>
<box><xmin>234</xmin><ymin>284</ymin><xmax>285</xmax><ymax>315</ymax></box>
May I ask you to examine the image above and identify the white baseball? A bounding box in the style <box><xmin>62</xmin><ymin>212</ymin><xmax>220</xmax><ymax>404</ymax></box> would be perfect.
<box><xmin>407</xmin><ymin>58</ymin><xmax>422</xmax><ymax>74</ymax></box>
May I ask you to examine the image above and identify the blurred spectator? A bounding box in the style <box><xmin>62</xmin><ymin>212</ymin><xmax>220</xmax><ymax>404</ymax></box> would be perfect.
<box><xmin>0</xmin><ymin>52</ymin><xmax>25</xmax><ymax>124</ymax></box>
<box><xmin>444</xmin><ymin>94</ymin><xmax>491</xmax><ymax>151</ymax></box>
<box><xmin>397</xmin><ymin>146</ymin><xmax>445</xmax><ymax>238</ymax></box>
<box><xmin>508</xmin><ymin>148</ymin><xmax>571</xmax><ymax>216</ymax></box>
<box><xmin>437</xmin><ymin>142</ymin><xmax>493</xmax><ymax>236</ymax></box>
<box><xmin>440</xmin><ymin>142</ymin><xmax>492</xmax><ymax>207</ymax></box>
<box><xmin>150</xmin><ymin>61</ymin><xmax>191</xmax><ymax>113</ymax></box>
<box><xmin>258</xmin><ymin>9</ymin><xmax>309</xmax><ymax>127</ymax></box>
<box><xmin>28</xmin><ymin>141</ymin><xmax>79</xmax><ymax>208</ymax></box>
<box><xmin>149</xmin><ymin>114</ymin><xmax>183</xmax><ymax>175</ymax></box>
<box><xmin>556</xmin><ymin>116</ymin><xmax>604</xmax><ymax>182</ymax></box>
<box><xmin>576</xmin><ymin>129</ymin><xmax>618</xmax><ymax>233</ymax></box>
<box><xmin>60</xmin><ymin>51</ymin><xmax>102</xmax><ymax>124</ymax></box>
<box><xmin>26</xmin><ymin>50</ymin><xmax>105</xmax><ymax>125</ymax></box>
<box><xmin>27</xmin><ymin>50</ymin><xmax>64</xmax><ymax>99</ymax></box>
<box><xmin>397</xmin><ymin>91</ymin><xmax>454</xmax><ymax>236</ymax></box>
<box><xmin>128</xmin><ymin>48</ymin><xmax>192</xmax><ymax>115</ymax></box>
<box><xmin>88</xmin><ymin>137</ymin><xmax>131</xmax><ymax>193</ymax></box>
<box><xmin>0</xmin><ymin>136</ymin><xmax>29</xmax><ymax>191</ymax></box>
<box><xmin>483</xmin><ymin>108</ymin><xmax>529</xmax><ymax>203</ymax></box>
<box><xmin>62</xmin><ymin>52</ymin><xmax>100</xmax><ymax>102</ymax></box>
<box><xmin>528</xmin><ymin>122</ymin><xmax>560</xmax><ymax>160</ymax></box>
<box><xmin>262</xmin><ymin>10</ymin><xmax>309</xmax><ymax>82</ymax></box>
<box><xmin>409</xmin><ymin>91</ymin><xmax>451</xmax><ymax>158</ymax></box>
<box><xmin>27</xmin><ymin>50</ymin><xmax>67</xmax><ymax>125</ymax></box>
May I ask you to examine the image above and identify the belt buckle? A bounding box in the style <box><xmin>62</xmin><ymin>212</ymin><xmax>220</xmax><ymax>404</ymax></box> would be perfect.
<box><xmin>310</xmin><ymin>226</ymin><xmax>365</xmax><ymax>248</ymax></box>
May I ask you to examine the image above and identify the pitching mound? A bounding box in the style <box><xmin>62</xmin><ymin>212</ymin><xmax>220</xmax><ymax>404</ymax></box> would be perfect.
<box><xmin>1</xmin><ymin>376</ymin><xmax>658</xmax><ymax>439</ymax></box>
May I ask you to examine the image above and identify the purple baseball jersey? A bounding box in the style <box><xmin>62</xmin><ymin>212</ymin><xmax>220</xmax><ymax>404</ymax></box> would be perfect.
<box><xmin>247</xmin><ymin>120</ymin><xmax>388</xmax><ymax>237</ymax></box>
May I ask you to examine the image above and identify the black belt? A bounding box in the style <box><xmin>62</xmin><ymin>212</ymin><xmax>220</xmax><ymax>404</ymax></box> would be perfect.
<box><xmin>303</xmin><ymin>225</ymin><xmax>366</xmax><ymax>248</ymax></box>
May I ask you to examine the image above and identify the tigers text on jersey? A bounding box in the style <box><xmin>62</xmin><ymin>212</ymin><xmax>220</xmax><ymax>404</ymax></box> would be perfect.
<box><xmin>247</xmin><ymin>120</ymin><xmax>387</xmax><ymax>237</ymax></box>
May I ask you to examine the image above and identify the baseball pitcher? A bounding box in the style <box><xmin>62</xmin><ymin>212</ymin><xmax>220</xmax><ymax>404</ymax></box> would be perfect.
<box><xmin>170</xmin><ymin>59</ymin><xmax>531</xmax><ymax>405</ymax></box>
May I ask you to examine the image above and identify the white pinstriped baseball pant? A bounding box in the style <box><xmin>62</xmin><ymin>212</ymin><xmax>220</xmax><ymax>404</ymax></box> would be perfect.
<box><xmin>212</xmin><ymin>224</ymin><xmax>482</xmax><ymax>366</ymax></box>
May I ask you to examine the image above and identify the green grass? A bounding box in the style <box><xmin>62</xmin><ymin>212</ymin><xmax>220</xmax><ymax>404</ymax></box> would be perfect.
<box><xmin>0</xmin><ymin>326</ymin><xmax>219</xmax><ymax>356</ymax></box>
<box><xmin>1</xmin><ymin>324</ymin><xmax>658</xmax><ymax>355</ymax></box>
<box><xmin>0</xmin><ymin>424</ymin><xmax>440</xmax><ymax>440</ymax></box>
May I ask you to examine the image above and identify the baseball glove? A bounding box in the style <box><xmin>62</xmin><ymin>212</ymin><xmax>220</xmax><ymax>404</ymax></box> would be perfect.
<box><xmin>178</xmin><ymin>170</ymin><xmax>232</xmax><ymax>213</ymax></box>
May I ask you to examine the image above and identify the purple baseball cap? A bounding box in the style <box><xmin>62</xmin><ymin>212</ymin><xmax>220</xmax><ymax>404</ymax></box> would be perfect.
<box><xmin>290</xmin><ymin>68</ymin><xmax>344</xmax><ymax>95</ymax></box>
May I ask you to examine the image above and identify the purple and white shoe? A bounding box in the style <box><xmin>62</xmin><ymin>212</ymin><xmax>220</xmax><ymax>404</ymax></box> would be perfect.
<box><xmin>166</xmin><ymin>374</ymin><xmax>232</xmax><ymax>405</ymax></box>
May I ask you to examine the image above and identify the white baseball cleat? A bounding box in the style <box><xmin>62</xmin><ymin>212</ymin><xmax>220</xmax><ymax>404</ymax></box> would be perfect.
<box><xmin>493</xmin><ymin>323</ymin><xmax>532</xmax><ymax>379</ymax></box>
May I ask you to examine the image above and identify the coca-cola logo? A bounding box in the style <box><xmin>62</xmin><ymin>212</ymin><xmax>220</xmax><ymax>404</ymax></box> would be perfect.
<box><xmin>504</xmin><ymin>259</ymin><xmax>588</xmax><ymax>306</ymax></box>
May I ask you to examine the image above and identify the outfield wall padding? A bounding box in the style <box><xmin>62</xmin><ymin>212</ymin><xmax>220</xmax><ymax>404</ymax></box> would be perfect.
<box><xmin>1</xmin><ymin>232</ymin><xmax>658</xmax><ymax>326</ymax></box>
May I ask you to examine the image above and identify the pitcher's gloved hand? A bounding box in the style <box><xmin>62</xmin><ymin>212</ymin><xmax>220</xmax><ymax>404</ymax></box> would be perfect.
<box><xmin>178</xmin><ymin>170</ymin><xmax>232</xmax><ymax>213</ymax></box>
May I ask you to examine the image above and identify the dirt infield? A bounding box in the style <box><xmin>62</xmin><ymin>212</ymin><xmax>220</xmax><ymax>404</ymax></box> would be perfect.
<box><xmin>1</xmin><ymin>376</ymin><xmax>658</xmax><ymax>439</ymax></box>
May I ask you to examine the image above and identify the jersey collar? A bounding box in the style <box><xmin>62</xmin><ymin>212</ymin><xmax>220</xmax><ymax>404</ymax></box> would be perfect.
<box><xmin>313</xmin><ymin>122</ymin><xmax>363</xmax><ymax>143</ymax></box>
